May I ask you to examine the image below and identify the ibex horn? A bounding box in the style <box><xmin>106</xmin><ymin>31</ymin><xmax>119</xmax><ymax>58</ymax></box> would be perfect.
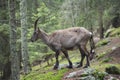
<box><xmin>34</xmin><ymin>17</ymin><xmax>40</xmax><ymax>30</ymax></box>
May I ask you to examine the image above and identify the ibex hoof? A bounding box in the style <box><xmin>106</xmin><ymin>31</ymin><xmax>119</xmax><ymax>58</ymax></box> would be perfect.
<box><xmin>67</xmin><ymin>65</ymin><xmax>73</xmax><ymax>69</ymax></box>
<box><xmin>53</xmin><ymin>66</ymin><xmax>58</xmax><ymax>70</ymax></box>
<box><xmin>83</xmin><ymin>65</ymin><xmax>89</xmax><ymax>68</ymax></box>
<box><xmin>77</xmin><ymin>64</ymin><xmax>82</xmax><ymax>68</ymax></box>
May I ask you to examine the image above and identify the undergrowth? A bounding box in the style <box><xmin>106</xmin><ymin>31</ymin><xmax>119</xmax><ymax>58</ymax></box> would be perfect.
<box><xmin>21</xmin><ymin>36</ymin><xmax>120</xmax><ymax>80</ymax></box>
<box><xmin>105</xmin><ymin>27</ymin><xmax>120</xmax><ymax>37</ymax></box>
<box><xmin>96</xmin><ymin>52</ymin><xmax>106</xmax><ymax>60</ymax></box>
<box><xmin>21</xmin><ymin>66</ymin><xmax>68</xmax><ymax>80</ymax></box>
<box><xmin>96</xmin><ymin>39</ymin><xmax>110</xmax><ymax>47</ymax></box>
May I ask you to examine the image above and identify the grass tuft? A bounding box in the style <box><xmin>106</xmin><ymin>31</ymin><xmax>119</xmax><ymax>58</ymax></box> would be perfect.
<box><xmin>96</xmin><ymin>39</ymin><xmax>110</xmax><ymax>47</ymax></box>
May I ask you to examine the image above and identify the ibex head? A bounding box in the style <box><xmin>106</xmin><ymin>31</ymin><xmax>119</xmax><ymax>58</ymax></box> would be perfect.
<box><xmin>31</xmin><ymin>17</ymin><xmax>41</xmax><ymax>42</ymax></box>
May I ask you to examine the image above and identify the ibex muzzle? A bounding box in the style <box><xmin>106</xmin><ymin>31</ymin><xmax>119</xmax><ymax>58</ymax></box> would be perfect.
<box><xmin>31</xmin><ymin>29</ymin><xmax>39</xmax><ymax>42</ymax></box>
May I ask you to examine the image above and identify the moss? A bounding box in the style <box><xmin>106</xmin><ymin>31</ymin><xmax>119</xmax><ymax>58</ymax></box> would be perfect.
<box><xmin>101</xmin><ymin>58</ymin><xmax>112</xmax><ymax>63</ymax></box>
<box><xmin>104</xmin><ymin>28</ymin><xmax>115</xmax><ymax>37</ymax></box>
<box><xmin>21</xmin><ymin>68</ymin><xmax>68</xmax><ymax>80</ymax></box>
<box><xmin>105</xmin><ymin>27</ymin><xmax>120</xmax><ymax>37</ymax></box>
<box><xmin>93</xmin><ymin>70</ymin><xmax>107</xmax><ymax>80</ymax></box>
<box><xmin>97</xmin><ymin>52</ymin><xmax>106</xmax><ymax>60</ymax></box>
<box><xmin>96</xmin><ymin>39</ymin><xmax>110</xmax><ymax>47</ymax></box>
<box><xmin>110</xmin><ymin>27</ymin><xmax>120</xmax><ymax>37</ymax></box>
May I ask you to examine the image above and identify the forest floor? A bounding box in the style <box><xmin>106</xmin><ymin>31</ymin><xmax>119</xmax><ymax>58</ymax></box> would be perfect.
<box><xmin>62</xmin><ymin>37</ymin><xmax>120</xmax><ymax>80</ymax></box>
<box><xmin>21</xmin><ymin>36</ymin><xmax>120</xmax><ymax>80</ymax></box>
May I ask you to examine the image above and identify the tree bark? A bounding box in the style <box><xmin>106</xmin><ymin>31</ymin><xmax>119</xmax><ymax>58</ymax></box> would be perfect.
<box><xmin>9</xmin><ymin>0</ymin><xmax>20</xmax><ymax>80</ymax></box>
<box><xmin>20</xmin><ymin>0</ymin><xmax>31</xmax><ymax>74</ymax></box>
<box><xmin>98</xmin><ymin>6</ymin><xmax>104</xmax><ymax>39</ymax></box>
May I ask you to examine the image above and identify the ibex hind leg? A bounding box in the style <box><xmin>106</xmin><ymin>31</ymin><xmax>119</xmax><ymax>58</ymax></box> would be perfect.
<box><xmin>62</xmin><ymin>50</ymin><xmax>73</xmax><ymax>69</ymax></box>
<box><xmin>53</xmin><ymin>51</ymin><xmax>60</xmax><ymax>70</ymax></box>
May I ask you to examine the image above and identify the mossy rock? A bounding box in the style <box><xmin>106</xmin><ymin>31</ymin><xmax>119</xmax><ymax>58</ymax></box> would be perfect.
<box><xmin>79</xmin><ymin>75</ymin><xmax>95</xmax><ymax>80</ymax></box>
<box><xmin>93</xmin><ymin>70</ymin><xmax>108</xmax><ymax>80</ymax></box>
<box><xmin>65</xmin><ymin>68</ymin><xmax>108</xmax><ymax>80</ymax></box>
<box><xmin>105</xmin><ymin>66</ymin><xmax>120</xmax><ymax>74</ymax></box>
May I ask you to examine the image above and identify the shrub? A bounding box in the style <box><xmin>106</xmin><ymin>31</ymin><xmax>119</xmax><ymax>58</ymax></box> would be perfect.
<box><xmin>105</xmin><ymin>65</ymin><xmax>120</xmax><ymax>74</ymax></box>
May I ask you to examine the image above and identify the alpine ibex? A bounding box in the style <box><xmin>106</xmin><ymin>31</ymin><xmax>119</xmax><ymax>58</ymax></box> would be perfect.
<box><xmin>31</xmin><ymin>17</ymin><xmax>95</xmax><ymax>69</ymax></box>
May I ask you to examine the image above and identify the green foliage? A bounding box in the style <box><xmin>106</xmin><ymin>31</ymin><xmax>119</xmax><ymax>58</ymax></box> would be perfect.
<box><xmin>93</xmin><ymin>70</ymin><xmax>107</xmax><ymax>80</ymax></box>
<box><xmin>32</xmin><ymin>2</ymin><xmax>60</xmax><ymax>32</ymax></box>
<box><xmin>105</xmin><ymin>27</ymin><xmax>120</xmax><ymax>37</ymax></box>
<box><xmin>0</xmin><ymin>24</ymin><xmax>10</xmax><ymax>65</ymax></box>
<box><xmin>79</xmin><ymin>68</ymin><xmax>108</xmax><ymax>80</ymax></box>
<box><xmin>0</xmin><ymin>54</ymin><xmax>7</xmax><ymax>64</ymax></box>
<box><xmin>22</xmin><ymin>68</ymin><xmax>68</xmax><ymax>80</ymax></box>
<box><xmin>101</xmin><ymin>58</ymin><xmax>112</xmax><ymax>63</ymax></box>
<box><xmin>28</xmin><ymin>36</ymin><xmax>54</xmax><ymax>63</ymax></box>
<box><xmin>96</xmin><ymin>39</ymin><xmax>110</xmax><ymax>47</ymax></box>
<box><xmin>28</xmin><ymin>1</ymin><xmax>62</xmax><ymax>63</ymax></box>
<box><xmin>0</xmin><ymin>24</ymin><xmax>10</xmax><ymax>35</ymax></box>
<box><xmin>104</xmin><ymin>28</ymin><xmax>115</xmax><ymax>37</ymax></box>
<box><xmin>28</xmin><ymin>28</ymin><xmax>51</xmax><ymax>63</ymax></box>
<box><xmin>110</xmin><ymin>27</ymin><xmax>120</xmax><ymax>37</ymax></box>
<box><xmin>97</xmin><ymin>52</ymin><xmax>106</xmax><ymax>60</ymax></box>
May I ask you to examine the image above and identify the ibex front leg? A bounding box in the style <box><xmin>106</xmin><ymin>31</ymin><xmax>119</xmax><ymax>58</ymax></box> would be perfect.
<box><xmin>81</xmin><ymin>45</ymin><xmax>90</xmax><ymax>68</ymax></box>
<box><xmin>53</xmin><ymin>51</ymin><xmax>60</xmax><ymax>70</ymax></box>
<box><xmin>77</xmin><ymin>45</ymin><xmax>90</xmax><ymax>68</ymax></box>
<box><xmin>77</xmin><ymin>46</ymin><xmax>85</xmax><ymax>68</ymax></box>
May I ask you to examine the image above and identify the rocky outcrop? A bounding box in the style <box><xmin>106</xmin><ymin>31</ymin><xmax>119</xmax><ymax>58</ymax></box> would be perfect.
<box><xmin>64</xmin><ymin>68</ymin><xmax>107</xmax><ymax>80</ymax></box>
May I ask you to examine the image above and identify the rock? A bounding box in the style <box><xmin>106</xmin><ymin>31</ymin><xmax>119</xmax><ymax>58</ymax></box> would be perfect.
<box><xmin>65</xmin><ymin>72</ymin><xmax>77</xmax><ymax>78</ymax></box>
<box><xmin>112</xmin><ymin>46</ymin><xmax>117</xmax><ymax>51</ymax></box>
<box><xmin>58</xmin><ymin>64</ymin><xmax>68</xmax><ymax>69</ymax></box>
<box><xmin>94</xmin><ymin>37</ymin><xmax>100</xmax><ymax>44</ymax></box>
<box><xmin>58</xmin><ymin>63</ymin><xmax>79</xmax><ymax>70</ymax></box>
<box><xmin>83</xmin><ymin>68</ymin><xmax>95</xmax><ymax>74</ymax></box>
<box><xmin>104</xmin><ymin>75</ymin><xmax>120</xmax><ymax>80</ymax></box>
<box><xmin>109</xmin><ymin>76</ymin><xmax>118</xmax><ymax>80</ymax></box>
<box><xmin>78</xmin><ymin>75</ymin><xmax>95</xmax><ymax>80</ymax></box>
<box><xmin>65</xmin><ymin>68</ymin><xmax>95</xmax><ymax>78</ymax></box>
<box><xmin>65</xmin><ymin>68</ymin><xmax>108</xmax><ymax>80</ymax></box>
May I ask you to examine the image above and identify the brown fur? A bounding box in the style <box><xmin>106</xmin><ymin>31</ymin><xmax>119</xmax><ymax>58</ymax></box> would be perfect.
<box><xmin>31</xmin><ymin>18</ymin><xmax>95</xmax><ymax>69</ymax></box>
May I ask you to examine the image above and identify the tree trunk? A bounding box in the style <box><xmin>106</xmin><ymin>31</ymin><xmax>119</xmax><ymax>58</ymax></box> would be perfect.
<box><xmin>71</xmin><ymin>2</ymin><xmax>75</xmax><ymax>27</ymax></box>
<box><xmin>9</xmin><ymin>0</ymin><xmax>20</xmax><ymax>80</ymax></box>
<box><xmin>98</xmin><ymin>6</ymin><xmax>104</xmax><ymax>39</ymax></box>
<box><xmin>3</xmin><ymin>61</ymin><xmax>11</xmax><ymax>80</ymax></box>
<box><xmin>20</xmin><ymin>0</ymin><xmax>31</xmax><ymax>74</ymax></box>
